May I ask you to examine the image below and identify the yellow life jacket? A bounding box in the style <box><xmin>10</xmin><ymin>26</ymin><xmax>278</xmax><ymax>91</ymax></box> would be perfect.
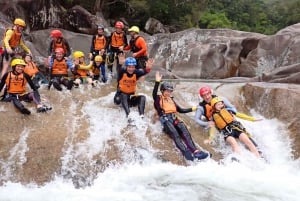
<box><xmin>212</xmin><ymin>108</ymin><xmax>235</xmax><ymax>129</ymax></box>
<box><xmin>159</xmin><ymin>95</ymin><xmax>177</xmax><ymax>114</ymax></box>
<box><xmin>111</xmin><ymin>31</ymin><xmax>125</xmax><ymax>48</ymax></box>
<box><xmin>51</xmin><ymin>59</ymin><xmax>68</xmax><ymax>75</ymax></box>
<box><xmin>5</xmin><ymin>72</ymin><xmax>27</xmax><ymax>94</ymax></box>
<box><xmin>119</xmin><ymin>73</ymin><xmax>137</xmax><ymax>94</ymax></box>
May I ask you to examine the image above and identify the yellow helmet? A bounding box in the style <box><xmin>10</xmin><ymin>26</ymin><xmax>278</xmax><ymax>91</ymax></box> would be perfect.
<box><xmin>128</xmin><ymin>26</ymin><xmax>140</xmax><ymax>33</ymax></box>
<box><xmin>210</xmin><ymin>97</ymin><xmax>223</xmax><ymax>107</ymax></box>
<box><xmin>73</xmin><ymin>51</ymin><xmax>85</xmax><ymax>59</ymax></box>
<box><xmin>14</xmin><ymin>18</ymin><xmax>26</xmax><ymax>27</ymax></box>
<box><xmin>11</xmin><ymin>58</ymin><xmax>26</xmax><ymax>67</ymax></box>
<box><xmin>94</xmin><ymin>55</ymin><xmax>103</xmax><ymax>62</ymax></box>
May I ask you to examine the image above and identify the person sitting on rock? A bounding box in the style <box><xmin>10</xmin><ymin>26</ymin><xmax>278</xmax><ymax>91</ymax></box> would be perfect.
<box><xmin>0</xmin><ymin>58</ymin><xmax>51</xmax><ymax>114</ymax></box>
<box><xmin>153</xmin><ymin>71</ymin><xmax>210</xmax><ymax>161</ymax></box>
<box><xmin>210</xmin><ymin>96</ymin><xmax>261</xmax><ymax>158</ymax></box>
<box><xmin>72</xmin><ymin>51</ymin><xmax>94</xmax><ymax>87</ymax></box>
<box><xmin>23</xmin><ymin>53</ymin><xmax>48</xmax><ymax>89</ymax></box>
<box><xmin>48</xmin><ymin>29</ymin><xmax>71</xmax><ymax>58</ymax></box>
<box><xmin>1</xmin><ymin>18</ymin><xmax>31</xmax><ymax>79</ymax></box>
<box><xmin>48</xmin><ymin>47</ymin><xmax>74</xmax><ymax>91</ymax></box>
<box><xmin>113</xmin><ymin>57</ymin><xmax>152</xmax><ymax>122</ymax></box>
<box><xmin>91</xmin><ymin>55</ymin><xmax>107</xmax><ymax>84</ymax></box>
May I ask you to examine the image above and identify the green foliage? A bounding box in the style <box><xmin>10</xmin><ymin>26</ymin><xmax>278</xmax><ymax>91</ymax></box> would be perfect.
<box><xmin>59</xmin><ymin>0</ymin><xmax>300</xmax><ymax>34</ymax></box>
<box><xmin>199</xmin><ymin>12</ymin><xmax>232</xmax><ymax>29</ymax></box>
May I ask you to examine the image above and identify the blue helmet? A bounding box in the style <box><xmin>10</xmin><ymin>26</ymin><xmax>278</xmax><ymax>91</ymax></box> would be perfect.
<box><xmin>125</xmin><ymin>57</ymin><xmax>137</xmax><ymax>66</ymax></box>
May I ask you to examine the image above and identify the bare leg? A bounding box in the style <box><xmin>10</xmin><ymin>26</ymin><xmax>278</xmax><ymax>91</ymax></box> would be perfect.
<box><xmin>239</xmin><ymin>133</ymin><xmax>261</xmax><ymax>157</ymax></box>
<box><xmin>225</xmin><ymin>136</ymin><xmax>241</xmax><ymax>154</ymax></box>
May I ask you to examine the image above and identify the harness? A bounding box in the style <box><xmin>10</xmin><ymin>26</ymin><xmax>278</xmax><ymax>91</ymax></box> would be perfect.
<box><xmin>129</xmin><ymin>36</ymin><xmax>141</xmax><ymax>53</ymax></box>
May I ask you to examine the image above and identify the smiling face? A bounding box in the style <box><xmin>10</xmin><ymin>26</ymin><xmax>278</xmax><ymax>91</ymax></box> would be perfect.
<box><xmin>126</xmin><ymin>65</ymin><xmax>135</xmax><ymax>74</ymax></box>
<box><xmin>14</xmin><ymin>64</ymin><xmax>25</xmax><ymax>74</ymax></box>
<box><xmin>214</xmin><ymin>101</ymin><xmax>224</xmax><ymax>111</ymax></box>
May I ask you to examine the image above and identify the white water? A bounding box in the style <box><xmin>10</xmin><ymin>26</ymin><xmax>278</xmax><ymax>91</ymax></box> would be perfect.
<box><xmin>0</xmin><ymin>89</ymin><xmax>299</xmax><ymax>201</ymax></box>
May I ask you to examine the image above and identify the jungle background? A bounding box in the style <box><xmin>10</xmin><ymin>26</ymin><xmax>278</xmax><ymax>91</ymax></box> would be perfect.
<box><xmin>59</xmin><ymin>0</ymin><xmax>300</xmax><ymax>34</ymax></box>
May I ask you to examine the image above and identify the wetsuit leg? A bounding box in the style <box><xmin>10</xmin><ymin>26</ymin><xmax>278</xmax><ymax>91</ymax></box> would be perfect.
<box><xmin>176</xmin><ymin>122</ymin><xmax>198</xmax><ymax>152</ymax></box>
<box><xmin>130</xmin><ymin>95</ymin><xmax>146</xmax><ymax>115</ymax></box>
<box><xmin>11</xmin><ymin>96</ymin><xmax>30</xmax><ymax>114</ymax></box>
<box><xmin>163</xmin><ymin>121</ymin><xmax>193</xmax><ymax>161</ymax></box>
<box><xmin>120</xmin><ymin>93</ymin><xmax>131</xmax><ymax>116</ymax></box>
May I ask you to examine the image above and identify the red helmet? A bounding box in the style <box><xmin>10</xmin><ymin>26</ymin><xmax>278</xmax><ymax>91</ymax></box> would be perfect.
<box><xmin>55</xmin><ymin>47</ymin><xmax>64</xmax><ymax>54</ymax></box>
<box><xmin>51</xmin><ymin>29</ymin><xmax>63</xmax><ymax>38</ymax></box>
<box><xmin>115</xmin><ymin>21</ymin><xmax>124</xmax><ymax>29</ymax></box>
<box><xmin>199</xmin><ymin>86</ymin><xmax>212</xmax><ymax>97</ymax></box>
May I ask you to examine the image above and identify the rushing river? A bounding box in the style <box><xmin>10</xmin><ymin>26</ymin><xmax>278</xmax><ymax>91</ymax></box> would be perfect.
<box><xmin>0</xmin><ymin>82</ymin><xmax>299</xmax><ymax>201</ymax></box>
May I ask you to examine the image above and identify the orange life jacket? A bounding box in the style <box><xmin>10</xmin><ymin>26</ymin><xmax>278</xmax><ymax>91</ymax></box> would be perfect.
<box><xmin>119</xmin><ymin>73</ymin><xmax>137</xmax><ymax>94</ymax></box>
<box><xmin>212</xmin><ymin>108</ymin><xmax>235</xmax><ymax>129</ymax></box>
<box><xmin>51</xmin><ymin>40</ymin><xmax>68</xmax><ymax>54</ymax></box>
<box><xmin>51</xmin><ymin>59</ymin><xmax>68</xmax><ymax>75</ymax></box>
<box><xmin>73</xmin><ymin>68</ymin><xmax>88</xmax><ymax>78</ymax></box>
<box><xmin>199</xmin><ymin>95</ymin><xmax>217</xmax><ymax>120</ymax></box>
<box><xmin>5</xmin><ymin>72</ymin><xmax>27</xmax><ymax>94</ymax></box>
<box><xmin>24</xmin><ymin>61</ymin><xmax>39</xmax><ymax>77</ymax></box>
<box><xmin>92</xmin><ymin>65</ymin><xmax>100</xmax><ymax>76</ymax></box>
<box><xmin>93</xmin><ymin>35</ymin><xmax>107</xmax><ymax>50</ymax></box>
<box><xmin>3</xmin><ymin>28</ymin><xmax>22</xmax><ymax>49</ymax></box>
<box><xmin>111</xmin><ymin>32</ymin><xmax>125</xmax><ymax>48</ymax></box>
<box><xmin>159</xmin><ymin>95</ymin><xmax>177</xmax><ymax>114</ymax></box>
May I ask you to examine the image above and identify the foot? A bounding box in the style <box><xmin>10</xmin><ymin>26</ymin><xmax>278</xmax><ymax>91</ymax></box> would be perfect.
<box><xmin>21</xmin><ymin>107</ymin><xmax>31</xmax><ymax>115</ymax></box>
<box><xmin>37</xmin><ymin>105</ymin><xmax>52</xmax><ymax>113</ymax></box>
<box><xmin>193</xmin><ymin>150</ymin><xmax>210</xmax><ymax>160</ymax></box>
<box><xmin>52</xmin><ymin>81</ymin><xmax>62</xmax><ymax>91</ymax></box>
<box><xmin>183</xmin><ymin>150</ymin><xmax>194</xmax><ymax>161</ymax></box>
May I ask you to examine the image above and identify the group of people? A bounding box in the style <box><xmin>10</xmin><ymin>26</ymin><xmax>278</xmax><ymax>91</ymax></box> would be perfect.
<box><xmin>0</xmin><ymin>18</ymin><xmax>263</xmax><ymax>163</ymax></box>
<box><xmin>153</xmin><ymin>78</ymin><xmax>264</xmax><ymax>161</ymax></box>
<box><xmin>0</xmin><ymin>18</ymin><xmax>149</xmax><ymax>114</ymax></box>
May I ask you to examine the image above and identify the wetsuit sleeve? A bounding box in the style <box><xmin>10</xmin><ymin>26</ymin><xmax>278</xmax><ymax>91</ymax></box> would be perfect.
<box><xmin>48</xmin><ymin>40</ymin><xmax>54</xmax><ymax>56</ymax></box>
<box><xmin>135</xmin><ymin>68</ymin><xmax>150</xmax><ymax>79</ymax></box>
<box><xmin>64</xmin><ymin>39</ymin><xmax>71</xmax><ymax>57</ymax></box>
<box><xmin>123</xmin><ymin>33</ymin><xmax>128</xmax><ymax>47</ymax></box>
<box><xmin>66</xmin><ymin>59</ymin><xmax>75</xmax><ymax>70</ymax></box>
<box><xmin>134</xmin><ymin>37</ymin><xmax>147</xmax><ymax>57</ymax></box>
<box><xmin>152</xmin><ymin>81</ymin><xmax>160</xmax><ymax>101</ymax></box>
<box><xmin>0</xmin><ymin>73</ymin><xmax>8</xmax><ymax>92</ymax></box>
<box><xmin>152</xmin><ymin>81</ymin><xmax>163</xmax><ymax>116</ymax></box>
<box><xmin>90</xmin><ymin>35</ymin><xmax>96</xmax><ymax>53</ymax></box>
<box><xmin>3</xmin><ymin>30</ymin><xmax>13</xmax><ymax>49</ymax></box>
<box><xmin>175</xmin><ymin>100</ymin><xmax>193</xmax><ymax>114</ymax></box>
<box><xmin>222</xmin><ymin>97</ymin><xmax>237</xmax><ymax>114</ymax></box>
<box><xmin>24</xmin><ymin>73</ymin><xmax>37</xmax><ymax>91</ymax></box>
<box><xmin>19</xmin><ymin>39</ymin><xmax>31</xmax><ymax>53</ymax></box>
<box><xmin>194</xmin><ymin>106</ymin><xmax>209</xmax><ymax>128</ymax></box>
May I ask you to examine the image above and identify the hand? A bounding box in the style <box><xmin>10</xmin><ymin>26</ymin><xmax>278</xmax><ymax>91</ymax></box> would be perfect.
<box><xmin>204</xmin><ymin>139</ymin><xmax>212</xmax><ymax>145</ymax></box>
<box><xmin>207</xmin><ymin>121</ymin><xmax>215</xmax><ymax>127</ymax></box>
<box><xmin>6</xmin><ymin>48</ymin><xmax>13</xmax><ymax>54</ymax></box>
<box><xmin>132</xmin><ymin>53</ymin><xmax>137</xmax><ymax>58</ymax></box>
<box><xmin>145</xmin><ymin>58</ymin><xmax>154</xmax><ymax>69</ymax></box>
<box><xmin>119</xmin><ymin>46</ymin><xmax>124</xmax><ymax>51</ymax></box>
<box><xmin>155</xmin><ymin>71</ymin><xmax>162</xmax><ymax>82</ymax></box>
<box><xmin>118</xmin><ymin>53</ymin><xmax>125</xmax><ymax>65</ymax></box>
<box><xmin>192</xmin><ymin>106</ymin><xmax>198</xmax><ymax>111</ymax></box>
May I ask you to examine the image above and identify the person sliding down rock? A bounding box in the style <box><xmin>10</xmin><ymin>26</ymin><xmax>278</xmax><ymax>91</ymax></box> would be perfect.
<box><xmin>113</xmin><ymin>57</ymin><xmax>153</xmax><ymax>124</ymax></box>
<box><xmin>153</xmin><ymin>71</ymin><xmax>210</xmax><ymax>161</ymax></box>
